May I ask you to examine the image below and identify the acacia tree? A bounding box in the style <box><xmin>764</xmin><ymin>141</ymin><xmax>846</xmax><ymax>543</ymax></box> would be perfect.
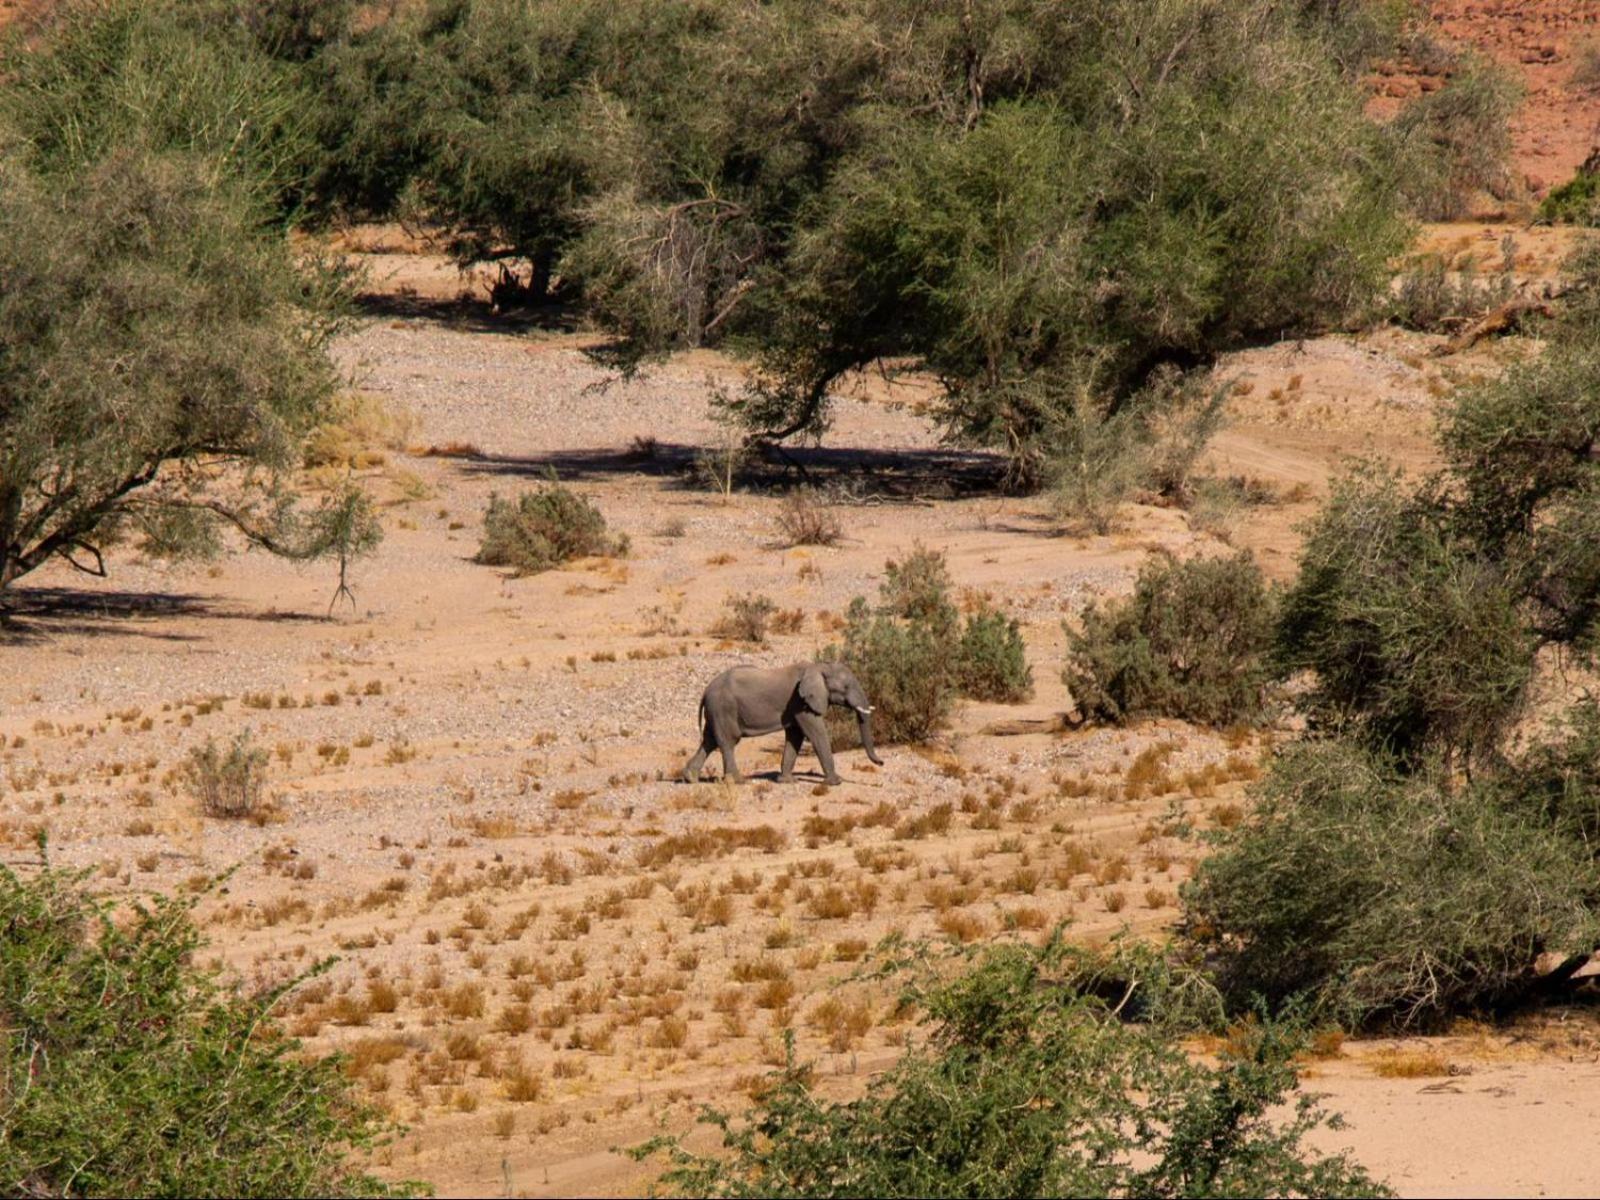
<box><xmin>0</xmin><ymin>150</ymin><xmax>368</xmax><ymax>597</ymax></box>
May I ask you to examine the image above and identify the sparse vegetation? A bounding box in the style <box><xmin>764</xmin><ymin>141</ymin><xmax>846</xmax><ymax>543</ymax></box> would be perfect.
<box><xmin>710</xmin><ymin>594</ymin><xmax>778</xmax><ymax>644</ymax></box>
<box><xmin>183</xmin><ymin>732</ymin><xmax>271</xmax><ymax>821</ymax></box>
<box><xmin>830</xmin><ymin>546</ymin><xmax>1033</xmax><ymax>744</ymax></box>
<box><xmin>774</xmin><ymin>489</ymin><xmax>843</xmax><ymax>548</ymax></box>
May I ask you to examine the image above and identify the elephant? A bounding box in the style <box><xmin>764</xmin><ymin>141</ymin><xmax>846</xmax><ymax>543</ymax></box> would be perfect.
<box><xmin>683</xmin><ymin>661</ymin><xmax>884</xmax><ymax>785</ymax></box>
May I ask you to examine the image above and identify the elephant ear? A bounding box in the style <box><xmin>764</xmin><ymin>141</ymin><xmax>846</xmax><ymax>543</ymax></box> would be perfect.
<box><xmin>797</xmin><ymin>666</ymin><xmax>828</xmax><ymax>715</ymax></box>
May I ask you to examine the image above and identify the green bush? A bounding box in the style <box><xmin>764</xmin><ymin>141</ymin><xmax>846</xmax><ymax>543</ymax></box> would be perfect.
<box><xmin>1064</xmin><ymin>552</ymin><xmax>1277</xmax><ymax>727</ymax></box>
<box><xmin>1277</xmin><ymin>466</ymin><xmax>1537</xmax><ymax>767</ymax></box>
<box><xmin>637</xmin><ymin>937</ymin><xmax>1387</xmax><ymax>1198</ymax></box>
<box><xmin>957</xmin><ymin>608</ymin><xmax>1034</xmax><ymax>703</ymax></box>
<box><xmin>475</xmin><ymin>482</ymin><xmax>627</xmax><ymax>576</ymax></box>
<box><xmin>1538</xmin><ymin>167</ymin><xmax>1600</xmax><ymax>226</ymax></box>
<box><xmin>879</xmin><ymin>544</ymin><xmax>957</xmax><ymax>626</ymax></box>
<box><xmin>829</xmin><ymin>545</ymin><xmax>1032</xmax><ymax>743</ymax></box>
<box><xmin>831</xmin><ymin>596</ymin><xmax>956</xmax><ymax>745</ymax></box>
<box><xmin>0</xmin><ymin>860</ymin><xmax>414</xmax><ymax>1197</ymax></box>
<box><xmin>1388</xmin><ymin>53</ymin><xmax>1522</xmax><ymax>220</ymax></box>
<box><xmin>1183</xmin><ymin>741</ymin><xmax>1600</xmax><ymax>1027</ymax></box>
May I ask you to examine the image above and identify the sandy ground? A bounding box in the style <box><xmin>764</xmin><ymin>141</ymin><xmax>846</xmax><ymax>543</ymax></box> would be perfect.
<box><xmin>2</xmin><ymin>227</ymin><xmax>1599</xmax><ymax>1198</ymax></box>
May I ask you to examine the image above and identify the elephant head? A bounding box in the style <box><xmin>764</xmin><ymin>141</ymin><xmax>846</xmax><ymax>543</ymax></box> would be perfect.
<box><xmin>804</xmin><ymin>661</ymin><xmax>885</xmax><ymax>766</ymax></box>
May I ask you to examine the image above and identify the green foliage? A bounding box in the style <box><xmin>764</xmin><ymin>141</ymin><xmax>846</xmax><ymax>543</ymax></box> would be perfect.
<box><xmin>1064</xmin><ymin>552</ymin><xmax>1277</xmax><ymax>727</ymax></box>
<box><xmin>957</xmin><ymin>609</ymin><xmax>1034</xmax><ymax>703</ymax></box>
<box><xmin>1184</xmin><ymin>742</ymin><xmax>1600</xmax><ymax>1026</ymax></box>
<box><xmin>1278</xmin><ymin>245</ymin><xmax>1600</xmax><ymax>768</ymax></box>
<box><xmin>475</xmin><ymin>481</ymin><xmax>627</xmax><ymax>576</ymax></box>
<box><xmin>739</xmin><ymin>2</ymin><xmax>1408</xmax><ymax>468</ymax></box>
<box><xmin>301</xmin><ymin>0</ymin><xmax>1414</xmax><ymax>479</ymax></box>
<box><xmin>1277</xmin><ymin>467</ymin><xmax>1536</xmax><ymax>766</ymax></box>
<box><xmin>0</xmin><ymin>148</ymin><xmax>349</xmax><ymax>594</ymax></box>
<box><xmin>637</xmin><ymin>936</ymin><xmax>1387</xmax><ymax>1198</ymax></box>
<box><xmin>0</xmin><ymin>861</ymin><xmax>414</xmax><ymax>1197</ymax></box>
<box><xmin>1538</xmin><ymin>167</ymin><xmax>1600</xmax><ymax>227</ymax></box>
<box><xmin>0</xmin><ymin>0</ymin><xmax>321</xmax><ymax>216</ymax></box>
<box><xmin>1190</xmin><ymin>244</ymin><xmax>1600</xmax><ymax>1030</ymax></box>
<box><xmin>830</xmin><ymin>545</ymin><xmax>1032</xmax><ymax>742</ymax></box>
<box><xmin>880</xmin><ymin>545</ymin><xmax>958</xmax><ymax>626</ymax></box>
<box><xmin>183</xmin><ymin>732</ymin><xmax>270</xmax><ymax>820</ymax></box>
<box><xmin>832</xmin><ymin>596</ymin><xmax>957</xmax><ymax>745</ymax></box>
<box><xmin>1388</xmin><ymin>53</ymin><xmax>1522</xmax><ymax>220</ymax></box>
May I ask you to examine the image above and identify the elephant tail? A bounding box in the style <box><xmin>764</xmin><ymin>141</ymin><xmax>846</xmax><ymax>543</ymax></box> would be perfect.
<box><xmin>697</xmin><ymin>696</ymin><xmax>707</xmax><ymax>731</ymax></box>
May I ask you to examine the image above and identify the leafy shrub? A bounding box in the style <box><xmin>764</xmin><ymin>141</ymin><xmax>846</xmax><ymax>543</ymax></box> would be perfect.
<box><xmin>831</xmin><ymin>597</ymin><xmax>955</xmax><ymax>745</ymax></box>
<box><xmin>830</xmin><ymin>546</ymin><xmax>1032</xmax><ymax>743</ymax></box>
<box><xmin>711</xmin><ymin>593</ymin><xmax>777</xmax><ymax>643</ymax></box>
<box><xmin>1277</xmin><ymin>466</ymin><xmax>1536</xmax><ymax>767</ymax></box>
<box><xmin>774</xmin><ymin>488</ymin><xmax>842</xmax><ymax>547</ymax></box>
<box><xmin>1539</xmin><ymin>167</ymin><xmax>1600</xmax><ymax>227</ymax></box>
<box><xmin>1064</xmin><ymin>552</ymin><xmax>1277</xmax><ymax>727</ymax></box>
<box><xmin>183</xmin><ymin>731</ymin><xmax>270</xmax><ymax>820</ymax></box>
<box><xmin>637</xmin><ymin>937</ymin><xmax>1387</xmax><ymax>1197</ymax></box>
<box><xmin>957</xmin><ymin>608</ymin><xmax>1033</xmax><ymax>703</ymax></box>
<box><xmin>476</xmin><ymin>482</ymin><xmax>627</xmax><ymax>575</ymax></box>
<box><xmin>1183</xmin><ymin>742</ymin><xmax>1600</xmax><ymax>1027</ymax></box>
<box><xmin>0</xmin><ymin>861</ymin><xmax>413</xmax><ymax>1197</ymax></box>
<box><xmin>879</xmin><ymin>544</ymin><xmax>956</xmax><ymax>626</ymax></box>
<box><xmin>1389</xmin><ymin>54</ymin><xmax>1522</xmax><ymax>220</ymax></box>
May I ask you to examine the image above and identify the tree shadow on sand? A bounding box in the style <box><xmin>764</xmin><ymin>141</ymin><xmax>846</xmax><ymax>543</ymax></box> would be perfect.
<box><xmin>0</xmin><ymin>587</ymin><xmax>323</xmax><ymax>645</ymax></box>
<box><xmin>454</xmin><ymin>441</ymin><xmax>1011</xmax><ymax>501</ymax></box>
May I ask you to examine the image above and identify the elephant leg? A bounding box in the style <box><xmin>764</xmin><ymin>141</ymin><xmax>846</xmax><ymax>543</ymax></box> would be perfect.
<box><xmin>778</xmin><ymin>723</ymin><xmax>805</xmax><ymax>781</ymax></box>
<box><xmin>683</xmin><ymin>728</ymin><xmax>714</xmax><ymax>783</ymax></box>
<box><xmin>716</xmin><ymin>729</ymin><xmax>744</xmax><ymax>784</ymax></box>
<box><xmin>795</xmin><ymin>712</ymin><xmax>841</xmax><ymax>785</ymax></box>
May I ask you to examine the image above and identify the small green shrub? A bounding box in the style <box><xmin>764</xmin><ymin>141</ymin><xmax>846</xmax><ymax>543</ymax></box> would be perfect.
<box><xmin>957</xmin><ymin>608</ymin><xmax>1033</xmax><ymax>703</ymax></box>
<box><xmin>636</xmin><ymin>937</ymin><xmax>1388</xmax><ymax>1197</ymax></box>
<box><xmin>879</xmin><ymin>543</ymin><xmax>956</xmax><ymax>625</ymax></box>
<box><xmin>711</xmin><ymin>593</ymin><xmax>777</xmax><ymax>643</ymax></box>
<box><xmin>183</xmin><ymin>731</ymin><xmax>270</xmax><ymax>820</ymax></box>
<box><xmin>1183</xmin><ymin>741</ymin><xmax>1600</xmax><ymax>1027</ymax></box>
<box><xmin>829</xmin><ymin>546</ymin><xmax>1032</xmax><ymax>743</ymax></box>
<box><xmin>0</xmin><ymin>860</ymin><xmax>415</xmax><ymax>1197</ymax></box>
<box><xmin>1064</xmin><ymin>551</ymin><xmax>1276</xmax><ymax>727</ymax></box>
<box><xmin>831</xmin><ymin>597</ymin><xmax>955</xmax><ymax>745</ymax></box>
<box><xmin>476</xmin><ymin>482</ymin><xmax>627</xmax><ymax>576</ymax></box>
<box><xmin>1538</xmin><ymin>168</ymin><xmax>1600</xmax><ymax>227</ymax></box>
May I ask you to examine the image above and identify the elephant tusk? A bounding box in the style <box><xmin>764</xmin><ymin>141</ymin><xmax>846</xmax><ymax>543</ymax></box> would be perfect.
<box><xmin>855</xmin><ymin>705</ymin><xmax>874</xmax><ymax>715</ymax></box>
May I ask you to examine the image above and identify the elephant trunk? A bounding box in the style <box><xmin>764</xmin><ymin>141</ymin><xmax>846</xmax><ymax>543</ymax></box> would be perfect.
<box><xmin>856</xmin><ymin>708</ymin><xmax>884</xmax><ymax>765</ymax></box>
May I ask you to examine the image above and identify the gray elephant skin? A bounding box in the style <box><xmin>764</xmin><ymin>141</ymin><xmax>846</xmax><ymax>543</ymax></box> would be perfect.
<box><xmin>683</xmin><ymin>662</ymin><xmax>884</xmax><ymax>785</ymax></box>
